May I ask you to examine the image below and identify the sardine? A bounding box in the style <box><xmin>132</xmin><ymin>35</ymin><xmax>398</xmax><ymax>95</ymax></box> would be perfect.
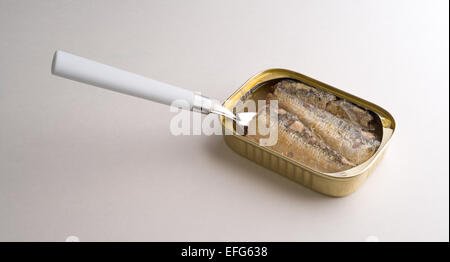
<box><xmin>271</xmin><ymin>89</ymin><xmax>380</xmax><ymax>164</ymax></box>
<box><xmin>274</xmin><ymin>80</ymin><xmax>375</xmax><ymax>130</ymax></box>
<box><xmin>248</xmin><ymin>105</ymin><xmax>355</xmax><ymax>173</ymax></box>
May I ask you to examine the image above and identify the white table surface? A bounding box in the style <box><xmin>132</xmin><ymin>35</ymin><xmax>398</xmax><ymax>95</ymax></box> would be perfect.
<box><xmin>0</xmin><ymin>0</ymin><xmax>448</xmax><ymax>241</ymax></box>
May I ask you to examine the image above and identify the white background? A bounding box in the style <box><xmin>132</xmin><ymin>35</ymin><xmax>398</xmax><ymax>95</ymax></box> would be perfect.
<box><xmin>0</xmin><ymin>0</ymin><xmax>448</xmax><ymax>241</ymax></box>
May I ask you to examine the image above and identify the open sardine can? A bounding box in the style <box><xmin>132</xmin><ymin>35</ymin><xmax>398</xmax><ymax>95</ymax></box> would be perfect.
<box><xmin>221</xmin><ymin>69</ymin><xmax>396</xmax><ymax>197</ymax></box>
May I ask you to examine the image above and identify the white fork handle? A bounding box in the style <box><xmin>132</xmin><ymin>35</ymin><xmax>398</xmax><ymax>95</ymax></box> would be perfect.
<box><xmin>51</xmin><ymin>50</ymin><xmax>204</xmax><ymax>111</ymax></box>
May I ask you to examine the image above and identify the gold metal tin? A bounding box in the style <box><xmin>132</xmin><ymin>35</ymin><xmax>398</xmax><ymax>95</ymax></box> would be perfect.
<box><xmin>221</xmin><ymin>69</ymin><xmax>395</xmax><ymax>197</ymax></box>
